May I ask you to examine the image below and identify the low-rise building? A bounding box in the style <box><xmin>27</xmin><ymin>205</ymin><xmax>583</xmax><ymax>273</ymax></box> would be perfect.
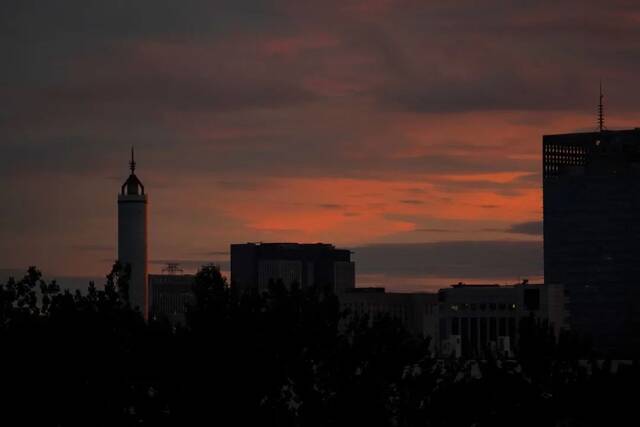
<box><xmin>338</xmin><ymin>282</ymin><xmax>566</xmax><ymax>359</ymax></box>
<box><xmin>148</xmin><ymin>273</ymin><xmax>196</xmax><ymax>324</ymax></box>
<box><xmin>339</xmin><ymin>287</ymin><xmax>439</xmax><ymax>351</ymax></box>
<box><xmin>231</xmin><ymin>242</ymin><xmax>355</xmax><ymax>294</ymax></box>
<box><xmin>437</xmin><ymin>282</ymin><xmax>566</xmax><ymax>358</ymax></box>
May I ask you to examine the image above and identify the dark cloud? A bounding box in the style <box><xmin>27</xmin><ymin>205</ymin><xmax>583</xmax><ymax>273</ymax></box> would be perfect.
<box><xmin>369</xmin><ymin>0</ymin><xmax>640</xmax><ymax>113</ymax></box>
<box><xmin>405</xmin><ymin>187</ymin><xmax>427</xmax><ymax>194</ymax></box>
<box><xmin>0</xmin><ymin>1</ymin><xmax>282</xmax><ymax>41</ymax></box>
<box><xmin>216</xmin><ymin>181</ymin><xmax>261</xmax><ymax>191</ymax></box>
<box><xmin>380</xmin><ymin>73</ymin><xmax>592</xmax><ymax>114</ymax></box>
<box><xmin>507</xmin><ymin>221</ymin><xmax>543</xmax><ymax>236</ymax></box>
<box><xmin>199</xmin><ymin>251</ymin><xmax>231</xmax><ymax>256</ymax></box>
<box><xmin>429</xmin><ymin>172</ymin><xmax>540</xmax><ymax>197</ymax></box>
<box><xmin>480</xmin><ymin>228</ymin><xmax>505</xmax><ymax>233</ymax></box>
<box><xmin>5</xmin><ymin>43</ymin><xmax>316</xmax><ymax>133</ymax></box>
<box><xmin>319</xmin><ymin>203</ymin><xmax>345</xmax><ymax>209</ymax></box>
<box><xmin>151</xmin><ymin>259</ymin><xmax>230</xmax><ymax>272</ymax></box>
<box><xmin>398</xmin><ymin>154</ymin><xmax>538</xmax><ymax>176</ymax></box>
<box><xmin>351</xmin><ymin>240</ymin><xmax>542</xmax><ymax>280</ymax></box>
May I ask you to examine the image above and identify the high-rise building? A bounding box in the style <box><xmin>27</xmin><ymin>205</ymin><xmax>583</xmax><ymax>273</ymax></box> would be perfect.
<box><xmin>118</xmin><ymin>148</ymin><xmax>148</xmax><ymax>317</ymax></box>
<box><xmin>543</xmin><ymin>128</ymin><xmax>640</xmax><ymax>355</ymax></box>
<box><xmin>230</xmin><ymin>242</ymin><xmax>355</xmax><ymax>294</ymax></box>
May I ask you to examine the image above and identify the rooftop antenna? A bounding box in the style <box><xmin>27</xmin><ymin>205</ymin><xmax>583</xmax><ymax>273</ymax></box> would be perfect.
<box><xmin>598</xmin><ymin>80</ymin><xmax>605</xmax><ymax>132</ymax></box>
<box><xmin>162</xmin><ymin>262</ymin><xmax>183</xmax><ymax>274</ymax></box>
<box><xmin>129</xmin><ymin>146</ymin><xmax>136</xmax><ymax>173</ymax></box>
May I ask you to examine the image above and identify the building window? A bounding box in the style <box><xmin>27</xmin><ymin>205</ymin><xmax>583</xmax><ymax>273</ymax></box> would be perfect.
<box><xmin>524</xmin><ymin>288</ymin><xmax>540</xmax><ymax>311</ymax></box>
<box><xmin>489</xmin><ymin>317</ymin><xmax>497</xmax><ymax>341</ymax></box>
<box><xmin>452</xmin><ymin>317</ymin><xmax>460</xmax><ymax>335</ymax></box>
<box><xmin>508</xmin><ymin>318</ymin><xmax>516</xmax><ymax>342</ymax></box>
<box><xmin>499</xmin><ymin>318</ymin><xmax>506</xmax><ymax>336</ymax></box>
<box><xmin>480</xmin><ymin>318</ymin><xmax>487</xmax><ymax>346</ymax></box>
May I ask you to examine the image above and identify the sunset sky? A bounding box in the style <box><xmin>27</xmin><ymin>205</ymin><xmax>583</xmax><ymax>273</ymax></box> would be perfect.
<box><xmin>3</xmin><ymin>0</ymin><xmax>640</xmax><ymax>290</ymax></box>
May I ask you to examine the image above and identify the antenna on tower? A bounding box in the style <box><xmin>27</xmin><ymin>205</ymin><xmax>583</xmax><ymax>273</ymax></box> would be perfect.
<box><xmin>598</xmin><ymin>80</ymin><xmax>605</xmax><ymax>132</ymax></box>
<box><xmin>129</xmin><ymin>146</ymin><xmax>136</xmax><ymax>173</ymax></box>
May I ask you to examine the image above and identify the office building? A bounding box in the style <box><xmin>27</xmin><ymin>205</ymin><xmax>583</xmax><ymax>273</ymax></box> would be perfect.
<box><xmin>148</xmin><ymin>272</ymin><xmax>195</xmax><ymax>324</ymax></box>
<box><xmin>230</xmin><ymin>242</ymin><xmax>355</xmax><ymax>294</ymax></box>
<box><xmin>543</xmin><ymin>128</ymin><xmax>640</xmax><ymax>355</ymax></box>
<box><xmin>437</xmin><ymin>282</ymin><xmax>565</xmax><ymax>358</ymax></box>
<box><xmin>339</xmin><ymin>282</ymin><xmax>565</xmax><ymax>358</ymax></box>
<box><xmin>340</xmin><ymin>287</ymin><xmax>439</xmax><ymax>348</ymax></box>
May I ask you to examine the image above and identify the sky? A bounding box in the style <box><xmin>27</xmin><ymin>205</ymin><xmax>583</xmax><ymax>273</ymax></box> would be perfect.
<box><xmin>2</xmin><ymin>0</ymin><xmax>640</xmax><ymax>291</ymax></box>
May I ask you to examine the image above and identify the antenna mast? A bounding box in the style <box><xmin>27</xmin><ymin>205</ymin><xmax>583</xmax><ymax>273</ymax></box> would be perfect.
<box><xmin>598</xmin><ymin>81</ymin><xmax>605</xmax><ymax>132</ymax></box>
<box><xmin>162</xmin><ymin>262</ymin><xmax>183</xmax><ymax>275</ymax></box>
<box><xmin>129</xmin><ymin>146</ymin><xmax>136</xmax><ymax>173</ymax></box>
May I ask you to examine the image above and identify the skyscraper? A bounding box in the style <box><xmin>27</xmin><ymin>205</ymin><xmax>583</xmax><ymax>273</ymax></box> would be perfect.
<box><xmin>118</xmin><ymin>148</ymin><xmax>148</xmax><ymax>317</ymax></box>
<box><xmin>543</xmin><ymin>128</ymin><xmax>640</xmax><ymax>355</ymax></box>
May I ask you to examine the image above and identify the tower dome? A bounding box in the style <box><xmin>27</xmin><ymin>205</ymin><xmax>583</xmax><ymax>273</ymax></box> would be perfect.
<box><xmin>121</xmin><ymin>147</ymin><xmax>145</xmax><ymax>195</ymax></box>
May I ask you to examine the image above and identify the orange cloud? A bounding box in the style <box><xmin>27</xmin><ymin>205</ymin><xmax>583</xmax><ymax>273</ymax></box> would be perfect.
<box><xmin>220</xmin><ymin>176</ymin><xmax>539</xmax><ymax>246</ymax></box>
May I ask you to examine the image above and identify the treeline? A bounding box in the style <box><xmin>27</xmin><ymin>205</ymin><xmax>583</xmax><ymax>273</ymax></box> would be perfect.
<box><xmin>0</xmin><ymin>264</ymin><xmax>636</xmax><ymax>426</ymax></box>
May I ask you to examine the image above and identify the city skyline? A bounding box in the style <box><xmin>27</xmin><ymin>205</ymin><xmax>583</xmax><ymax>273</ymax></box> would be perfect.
<box><xmin>4</xmin><ymin>1</ymin><xmax>640</xmax><ymax>290</ymax></box>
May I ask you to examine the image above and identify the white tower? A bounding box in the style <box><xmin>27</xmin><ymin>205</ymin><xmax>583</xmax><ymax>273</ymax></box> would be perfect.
<box><xmin>118</xmin><ymin>148</ymin><xmax>148</xmax><ymax>318</ymax></box>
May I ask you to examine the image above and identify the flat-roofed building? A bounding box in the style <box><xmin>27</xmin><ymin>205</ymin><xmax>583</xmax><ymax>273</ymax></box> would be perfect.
<box><xmin>339</xmin><ymin>287</ymin><xmax>439</xmax><ymax>352</ymax></box>
<box><xmin>148</xmin><ymin>273</ymin><xmax>195</xmax><ymax>324</ymax></box>
<box><xmin>437</xmin><ymin>282</ymin><xmax>566</xmax><ymax>358</ymax></box>
<box><xmin>231</xmin><ymin>243</ymin><xmax>355</xmax><ymax>294</ymax></box>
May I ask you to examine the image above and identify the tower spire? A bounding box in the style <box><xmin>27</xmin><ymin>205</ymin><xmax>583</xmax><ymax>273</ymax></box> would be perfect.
<box><xmin>598</xmin><ymin>80</ymin><xmax>605</xmax><ymax>132</ymax></box>
<box><xmin>130</xmin><ymin>146</ymin><xmax>136</xmax><ymax>173</ymax></box>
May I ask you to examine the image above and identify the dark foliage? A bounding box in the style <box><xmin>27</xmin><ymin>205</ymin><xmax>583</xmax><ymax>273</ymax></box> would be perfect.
<box><xmin>0</xmin><ymin>265</ymin><xmax>636</xmax><ymax>426</ymax></box>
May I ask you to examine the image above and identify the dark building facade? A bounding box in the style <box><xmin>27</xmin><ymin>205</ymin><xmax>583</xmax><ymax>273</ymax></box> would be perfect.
<box><xmin>437</xmin><ymin>283</ymin><xmax>565</xmax><ymax>358</ymax></box>
<box><xmin>339</xmin><ymin>287</ymin><xmax>439</xmax><ymax>347</ymax></box>
<box><xmin>230</xmin><ymin>243</ymin><xmax>355</xmax><ymax>294</ymax></box>
<box><xmin>543</xmin><ymin>128</ymin><xmax>640</xmax><ymax>355</ymax></box>
<box><xmin>148</xmin><ymin>274</ymin><xmax>195</xmax><ymax>324</ymax></box>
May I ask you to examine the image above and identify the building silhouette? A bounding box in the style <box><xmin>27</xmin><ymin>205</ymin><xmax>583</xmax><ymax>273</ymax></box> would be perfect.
<box><xmin>118</xmin><ymin>148</ymin><xmax>148</xmax><ymax>317</ymax></box>
<box><xmin>340</xmin><ymin>287</ymin><xmax>439</xmax><ymax>348</ymax></box>
<box><xmin>230</xmin><ymin>242</ymin><xmax>355</xmax><ymax>294</ymax></box>
<box><xmin>437</xmin><ymin>282</ymin><xmax>565</xmax><ymax>358</ymax></box>
<box><xmin>543</xmin><ymin>128</ymin><xmax>640</xmax><ymax>355</ymax></box>
<box><xmin>148</xmin><ymin>268</ymin><xmax>195</xmax><ymax>325</ymax></box>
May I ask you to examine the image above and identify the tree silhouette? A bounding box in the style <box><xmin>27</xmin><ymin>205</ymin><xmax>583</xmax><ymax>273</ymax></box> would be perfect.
<box><xmin>0</xmin><ymin>263</ymin><xmax>637</xmax><ymax>426</ymax></box>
